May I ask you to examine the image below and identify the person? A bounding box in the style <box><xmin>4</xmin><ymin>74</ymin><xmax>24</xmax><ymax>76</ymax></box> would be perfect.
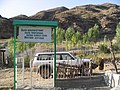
<box><xmin>99</xmin><ymin>58</ymin><xmax>104</xmax><ymax>70</ymax></box>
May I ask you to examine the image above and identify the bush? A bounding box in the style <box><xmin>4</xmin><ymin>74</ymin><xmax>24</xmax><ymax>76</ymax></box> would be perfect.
<box><xmin>24</xmin><ymin>55</ymin><xmax>30</xmax><ymax>67</ymax></box>
<box><xmin>99</xmin><ymin>44</ymin><xmax>110</xmax><ymax>53</ymax></box>
<box><xmin>112</xmin><ymin>44</ymin><xmax>119</xmax><ymax>51</ymax></box>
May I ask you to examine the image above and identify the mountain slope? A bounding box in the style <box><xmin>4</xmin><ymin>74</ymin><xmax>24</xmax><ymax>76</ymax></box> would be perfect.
<box><xmin>1</xmin><ymin>3</ymin><xmax>120</xmax><ymax>39</ymax></box>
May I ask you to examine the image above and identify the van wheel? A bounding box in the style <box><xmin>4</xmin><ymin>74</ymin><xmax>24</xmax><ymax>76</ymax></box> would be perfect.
<box><xmin>39</xmin><ymin>65</ymin><xmax>52</xmax><ymax>79</ymax></box>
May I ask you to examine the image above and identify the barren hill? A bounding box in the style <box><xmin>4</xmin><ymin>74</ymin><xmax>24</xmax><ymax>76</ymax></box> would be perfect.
<box><xmin>0</xmin><ymin>3</ymin><xmax>120</xmax><ymax>39</ymax></box>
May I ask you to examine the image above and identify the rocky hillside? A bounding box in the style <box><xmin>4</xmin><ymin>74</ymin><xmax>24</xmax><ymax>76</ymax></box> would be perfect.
<box><xmin>0</xmin><ymin>15</ymin><xmax>13</xmax><ymax>38</ymax></box>
<box><xmin>1</xmin><ymin>3</ymin><xmax>120</xmax><ymax>39</ymax></box>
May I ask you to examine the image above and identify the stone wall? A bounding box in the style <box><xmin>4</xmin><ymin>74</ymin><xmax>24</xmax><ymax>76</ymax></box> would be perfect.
<box><xmin>55</xmin><ymin>75</ymin><xmax>106</xmax><ymax>88</ymax></box>
<box><xmin>104</xmin><ymin>70</ymin><xmax>120</xmax><ymax>88</ymax></box>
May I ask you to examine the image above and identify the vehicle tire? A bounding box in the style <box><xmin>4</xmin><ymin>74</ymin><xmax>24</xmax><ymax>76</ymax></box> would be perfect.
<box><xmin>39</xmin><ymin>64</ymin><xmax>52</xmax><ymax>79</ymax></box>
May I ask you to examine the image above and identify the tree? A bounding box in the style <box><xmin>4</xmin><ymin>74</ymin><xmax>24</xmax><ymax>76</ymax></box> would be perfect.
<box><xmin>103</xmin><ymin>35</ymin><xmax>107</xmax><ymax>44</ymax></box>
<box><xmin>109</xmin><ymin>40</ymin><xmax>118</xmax><ymax>73</ymax></box>
<box><xmin>17</xmin><ymin>42</ymin><xmax>26</xmax><ymax>53</ymax></box>
<box><xmin>111</xmin><ymin>22</ymin><xmax>120</xmax><ymax>73</ymax></box>
<box><xmin>87</xmin><ymin>24</ymin><xmax>99</xmax><ymax>42</ymax></box>
<box><xmin>76</xmin><ymin>31</ymin><xmax>82</xmax><ymax>42</ymax></box>
<box><xmin>8</xmin><ymin>38</ymin><xmax>14</xmax><ymax>58</ymax></box>
<box><xmin>56</xmin><ymin>27</ymin><xmax>65</xmax><ymax>43</ymax></box>
<box><xmin>7</xmin><ymin>38</ymin><xmax>14</xmax><ymax>66</ymax></box>
<box><xmin>7</xmin><ymin>38</ymin><xmax>35</xmax><ymax>66</ymax></box>
<box><xmin>83</xmin><ymin>33</ymin><xmax>89</xmax><ymax>44</ymax></box>
<box><xmin>71</xmin><ymin>31</ymin><xmax>81</xmax><ymax>46</ymax></box>
<box><xmin>65</xmin><ymin>27</ymin><xmax>75</xmax><ymax>41</ymax></box>
<box><xmin>17</xmin><ymin>42</ymin><xmax>35</xmax><ymax>53</ymax></box>
<box><xmin>115</xmin><ymin>22</ymin><xmax>120</xmax><ymax>48</ymax></box>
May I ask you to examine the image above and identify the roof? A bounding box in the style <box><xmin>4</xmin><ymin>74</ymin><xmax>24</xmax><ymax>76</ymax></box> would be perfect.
<box><xmin>35</xmin><ymin>52</ymin><xmax>71</xmax><ymax>55</ymax></box>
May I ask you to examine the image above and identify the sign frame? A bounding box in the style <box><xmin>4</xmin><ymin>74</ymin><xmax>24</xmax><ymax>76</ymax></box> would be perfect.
<box><xmin>18</xmin><ymin>26</ymin><xmax>52</xmax><ymax>42</ymax></box>
<box><xmin>13</xmin><ymin>20</ymin><xmax>58</xmax><ymax>90</ymax></box>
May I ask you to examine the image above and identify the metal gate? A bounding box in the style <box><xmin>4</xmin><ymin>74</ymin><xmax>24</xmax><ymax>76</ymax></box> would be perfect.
<box><xmin>16</xmin><ymin>54</ymin><xmax>54</xmax><ymax>89</ymax></box>
<box><xmin>30</xmin><ymin>58</ymin><xmax>54</xmax><ymax>89</ymax></box>
<box><xmin>17</xmin><ymin>57</ymin><xmax>25</xmax><ymax>89</ymax></box>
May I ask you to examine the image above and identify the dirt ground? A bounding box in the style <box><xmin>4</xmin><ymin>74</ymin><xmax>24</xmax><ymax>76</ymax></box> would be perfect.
<box><xmin>0</xmin><ymin>68</ymin><xmax>53</xmax><ymax>89</ymax></box>
<box><xmin>93</xmin><ymin>62</ymin><xmax>120</xmax><ymax>74</ymax></box>
<box><xmin>0</xmin><ymin>62</ymin><xmax>120</xmax><ymax>89</ymax></box>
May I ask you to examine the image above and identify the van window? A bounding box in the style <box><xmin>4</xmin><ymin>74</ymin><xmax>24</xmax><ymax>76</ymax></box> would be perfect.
<box><xmin>62</xmin><ymin>53</ymin><xmax>74</xmax><ymax>60</ymax></box>
<box><xmin>36</xmin><ymin>53</ymin><xmax>74</xmax><ymax>60</ymax></box>
<box><xmin>56</xmin><ymin>54</ymin><xmax>63</xmax><ymax>60</ymax></box>
<box><xmin>37</xmin><ymin>54</ymin><xmax>53</xmax><ymax>60</ymax></box>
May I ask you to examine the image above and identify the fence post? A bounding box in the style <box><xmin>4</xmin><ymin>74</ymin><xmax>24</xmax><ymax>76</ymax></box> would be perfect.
<box><xmin>53</xmin><ymin>27</ymin><xmax>56</xmax><ymax>87</ymax></box>
<box><xmin>30</xmin><ymin>60</ymin><xmax>33</xmax><ymax>89</ymax></box>
<box><xmin>22</xmin><ymin>57</ymin><xmax>24</xmax><ymax>88</ymax></box>
<box><xmin>14</xmin><ymin>25</ymin><xmax>17</xmax><ymax>90</ymax></box>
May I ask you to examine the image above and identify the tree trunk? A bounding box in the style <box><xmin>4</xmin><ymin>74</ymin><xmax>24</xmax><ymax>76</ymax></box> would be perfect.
<box><xmin>109</xmin><ymin>41</ymin><xmax>118</xmax><ymax>73</ymax></box>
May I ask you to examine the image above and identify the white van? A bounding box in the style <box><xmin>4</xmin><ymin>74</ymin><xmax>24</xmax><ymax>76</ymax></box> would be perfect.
<box><xmin>32</xmin><ymin>52</ymin><xmax>97</xmax><ymax>79</ymax></box>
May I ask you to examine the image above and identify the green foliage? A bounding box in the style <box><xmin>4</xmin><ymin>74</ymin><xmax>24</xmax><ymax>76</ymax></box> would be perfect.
<box><xmin>65</xmin><ymin>27</ymin><xmax>75</xmax><ymax>41</ymax></box>
<box><xmin>98</xmin><ymin>35</ymin><xmax>110</xmax><ymax>53</ymax></box>
<box><xmin>24</xmin><ymin>55</ymin><xmax>30</xmax><ymax>67</ymax></box>
<box><xmin>112</xmin><ymin>44</ymin><xmax>119</xmax><ymax>51</ymax></box>
<box><xmin>98</xmin><ymin>35</ymin><xmax>115</xmax><ymax>54</ymax></box>
<box><xmin>8</xmin><ymin>38</ymin><xmax>14</xmax><ymax>58</ymax></box>
<box><xmin>103</xmin><ymin>35</ymin><xmax>108</xmax><ymax>46</ymax></box>
<box><xmin>114</xmin><ymin>22</ymin><xmax>120</xmax><ymax>48</ymax></box>
<box><xmin>71</xmin><ymin>31</ymin><xmax>81</xmax><ymax>46</ymax></box>
<box><xmin>65</xmin><ymin>41</ymin><xmax>72</xmax><ymax>51</ymax></box>
<box><xmin>82</xmin><ymin>33</ymin><xmax>89</xmax><ymax>44</ymax></box>
<box><xmin>71</xmin><ymin>34</ymin><xmax>77</xmax><ymax>46</ymax></box>
<box><xmin>99</xmin><ymin>44</ymin><xmax>110</xmax><ymax>53</ymax></box>
<box><xmin>27</xmin><ymin>42</ymin><xmax>36</xmax><ymax>48</ymax></box>
<box><xmin>17</xmin><ymin>42</ymin><xmax>35</xmax><ymax>53</ymax></box>
<box><xmin>115</xmin><ymin>22</ymin><xmax>120</xmax><ymax>40</ymax></box>
<box><xmin>56</xmin><ymin>27</ymin><xmax>65</xmax><ymax>43</ymax></box>
<box><xmin>7</xmin><ymin>38</ymin><xmax>35</xmax><ymax>67</ymax></box>
<box><xmin>76</xmin><ymin>31</ymin><xmax>82</xmax><ymax>41</ymax></box>
<box><xmin>7</xmin><ymin>38</ymin><xmax>14</xmax><ymax>66</ymax></box>
<box><xmin>103</xmin><ymin>35</ymin><xmax>108</xmax><ymax>43</ymax></box>
<box><xmin>82</xmin><ymin>24</ymin><xmax>99</xmax><ymax>44</ymax></box>
<box><xmin>87</xmin><ymin>24</ymin><xmax>99</xmax><ymax>42</ymax></box>
<box><xmin>17</xmin><ymin>42</ymin><xmax>26</xmax><ymax>53</ymax></box>
<box><xmin>0</xmin><ymin>46</ymin><xmax>4</xmax><ymax>49</ymax></box>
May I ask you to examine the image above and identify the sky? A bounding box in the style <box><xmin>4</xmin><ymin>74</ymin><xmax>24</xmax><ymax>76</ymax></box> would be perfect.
<box><xmin>0</xmin><ymin>0</ymin><xmax>120</xmax><ymax>18</ymax></box>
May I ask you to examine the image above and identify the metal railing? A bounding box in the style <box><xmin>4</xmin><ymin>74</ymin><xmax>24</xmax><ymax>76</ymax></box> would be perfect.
<box><xmin>17</xmin><ymin>57</ymin><xmax>25</xmax><ymax>89</ymax></box>
<box><xmin>30</xmin><ymin>59</ymin><xmax>54</xmax><ymax>89</ymax></box>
